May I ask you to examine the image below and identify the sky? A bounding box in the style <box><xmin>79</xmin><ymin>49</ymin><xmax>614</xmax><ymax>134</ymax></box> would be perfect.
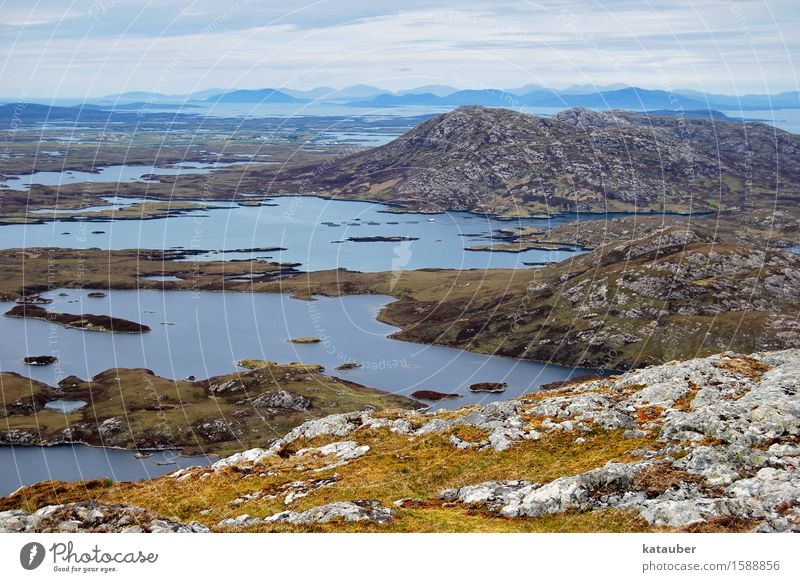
<box><xmin>0</xmin><ymin>0</ymin><xmax>797</xmax><ymax>98</ymax></box>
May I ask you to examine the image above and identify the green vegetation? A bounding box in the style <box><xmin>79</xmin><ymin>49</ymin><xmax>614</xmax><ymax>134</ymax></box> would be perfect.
<box><xmin>335</xmin><ymin>362</ymin><xmax>361</xmax><ymax>370</ymax></box>
<box><xmin>0</xmin><ymin>365</ymin><xmax>421</xmax><ymax>455</ymax></box>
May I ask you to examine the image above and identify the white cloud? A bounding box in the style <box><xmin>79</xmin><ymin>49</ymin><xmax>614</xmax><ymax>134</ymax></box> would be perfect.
<box><xmin>0</xmin><ymin>0</ymin><xmax>796</xmax><ymax>96</ymax></box>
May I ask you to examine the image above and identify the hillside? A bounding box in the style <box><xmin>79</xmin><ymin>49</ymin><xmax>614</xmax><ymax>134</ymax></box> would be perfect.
<box><xmin>258</xmin><ymin>106</ymin><xmax>800</xmax><ymax>216</ymax></box>
<box><xmin>3</xmin><ymin>349</ymin><xmax>797</xmax><ymax>533</ymax></box>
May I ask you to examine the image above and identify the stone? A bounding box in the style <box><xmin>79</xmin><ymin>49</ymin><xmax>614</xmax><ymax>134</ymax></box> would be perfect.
<box><xmin>264</xmin><ymin>500</ymin><xmax>394</xmax><ymax>525</ymax></box>
<box><xmin>0</xmin><ymin>502</ymin><xmax>209</xmax><ymax>533</ymax></box>
<box><xmin>248</xmin><ymin>389</ymin><xmax>310</xmax><ymax>411</ymax></box>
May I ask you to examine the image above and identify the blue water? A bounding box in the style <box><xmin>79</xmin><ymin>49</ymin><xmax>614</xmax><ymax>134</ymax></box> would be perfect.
<box><xmin>0</xmin><ymin>288</ymin><xmax>601</xmax><ymax>410</ymax></box>
<box><xmin>44</xmin><ymin>399</ymin><xmax>87</xmax><ymax>413</ymax></box>
<box><xmin>0</xmin><ymin>161</ymin><xmax>265</xmax><ymax>192</ymax></box>
<box><xmin>0</xmin><ymin>445</ymin><xmax>212</xmax><ymax>497</ymax></box>
<box><xmin>0</xmin><ymin>195</ymin><xmax>597</xmax><ymax>270</ymax></box>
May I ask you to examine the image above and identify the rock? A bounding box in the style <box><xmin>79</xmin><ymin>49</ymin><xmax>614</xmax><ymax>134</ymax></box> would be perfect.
<box><xmin>207</xmin><ymin>378</ymin><xmax>246</xmax><ymax>394</ymax></box>
<box><xmin>195</xmin><ymin>418</ymin><xmax>243</xmax><ymax>443</ymax></box>
<box><xmin>218</xmin><ymin>514</ymin><xmax>261</xmax><ymax>528</ymax></box>
<box><xmin>248</xmin><ymin>389</ymin><xmax>310</xmax><ymax>411</ymax></box>
<box><xmin>441</xmin><ymin>480</ymin><xmax>536</xmax><ymax>507</ymax></box>
<box><xmin>98</xmin><ymin>416</ymin><xmax>125</xmax><ymax>437</ymax></box>
<box><xmin>638</xmin><ymin>499</ymin><xmax>727</xmax><ymax>528</ymax></box>
<box><xmin>272</xmin><ymin>411</ymin><xmax>366</xmax><ymax>448</ymax></box>
<box><xmin>264</xmin><ymin>500</ymin><xmax>394</xmax><ymax>525</ymax></box>
<box><xmin>296</xmin><ymin>440</ymin><xmax>369</xmax><ymax>462</ymax></box>
<box><xmin>0</xmin><ymin>502</ymin><xmax>209</xmax><ymax>533</ymax></box>
<box><xmin>212</xmin><ymin>447</ymin><xmax>273</xmax><ymax>469</ymax></box>
<box><xmin>624</xmin><ymin>429</ymin><xmax>647</xmax><ymax>439</ymax></box>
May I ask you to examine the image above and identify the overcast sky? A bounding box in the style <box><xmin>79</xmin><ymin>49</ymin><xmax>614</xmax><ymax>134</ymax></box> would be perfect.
<box><xmin>0</xmin><ymin>0</ymin><xmax>797</xmax><ymax>97</ymax></box>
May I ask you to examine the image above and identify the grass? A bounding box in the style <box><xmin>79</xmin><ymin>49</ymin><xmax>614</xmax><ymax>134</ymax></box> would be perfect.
<box><xmin>1</xmin><ymin>421</ymin><xmax>657</xmax><ymax>532</ymax></box>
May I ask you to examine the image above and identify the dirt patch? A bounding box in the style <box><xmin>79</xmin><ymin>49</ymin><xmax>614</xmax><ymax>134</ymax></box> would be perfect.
<box><xmin>633</xmin><ymin>463</ymin><xmax>704</xmax><ymax>498</ymax></box>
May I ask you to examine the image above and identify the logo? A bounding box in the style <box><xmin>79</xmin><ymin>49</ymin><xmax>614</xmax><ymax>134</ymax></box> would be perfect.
<box><xmin>20</xmin><ymin>542</ymin><xmax>46</xmax><ymax>570</ymax></box>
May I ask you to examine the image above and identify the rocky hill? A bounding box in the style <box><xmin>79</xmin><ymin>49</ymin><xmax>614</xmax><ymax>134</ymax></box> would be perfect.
<box><xmin>259</xmin><ymin>106</ymin><xmax>800</xmax><ymax>216</ymax></box>
<box><xmin>3</xmin><ymin>349</ymin><xmax>797</xmax><ymax>533</ymax></box>
<box><xmin>377</xmin><ymin>227</ymin><xmax>800</xmax><ymax>370</ymax></box>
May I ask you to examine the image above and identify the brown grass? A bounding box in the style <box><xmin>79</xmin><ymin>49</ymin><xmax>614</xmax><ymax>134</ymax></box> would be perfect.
<box><xmin>1</xmin><ymin>426</ymin><xmax>656</xmax><ymax>532</ymax></box>
<box><xmin>717</xmin><ymin>356</ymin><xmax>770</xmax><ymax>381</ymax></box>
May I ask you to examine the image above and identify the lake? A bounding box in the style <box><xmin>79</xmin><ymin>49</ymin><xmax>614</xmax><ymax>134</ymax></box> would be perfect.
<box><xmin>0</xmin><ymin>194</ymin><xmax>600</xmax><ymax>270</ymax></box>
<box><xmin>0</xmin><ymin>286</ymin><xmax>603</xmax><ymax>493</ymax></box>
<box><xmin>0</xmin><ymin>288</ymin><xmax>602</xmax><ymax>410</ymax></box>
<box><xmin>0</xmin><ymin>161</ymin><xmax>259</xmax><ymax>192</ymax></box>
<box><xmin>0</xmin><ymin>445</ymin><xmax>212</xmax><ymax>497</ymax></box>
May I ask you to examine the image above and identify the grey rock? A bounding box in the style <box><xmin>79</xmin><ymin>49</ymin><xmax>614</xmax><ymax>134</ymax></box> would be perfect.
<box><xmin>264</xmin><ymin>500</ymin><xmax>394</xmax><ymax>525</ymax></box>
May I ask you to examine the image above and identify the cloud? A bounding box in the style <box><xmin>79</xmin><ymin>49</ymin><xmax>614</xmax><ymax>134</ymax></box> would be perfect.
<box><xmin>0</xmin><ymin>0</ymin><xmax>796</xmax><ymax>97</ymax></box>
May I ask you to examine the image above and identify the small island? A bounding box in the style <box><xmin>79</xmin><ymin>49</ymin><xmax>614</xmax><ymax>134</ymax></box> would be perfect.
<box><xmin>5</xmin><ymin>304</ymin><xmax>151</xmax><ymax>333</ymax></box>
<box><xmin>289</xmin><ymin>337</ymin><xmax>322</xmax><ymax>344</ymax></box>
<box><xmin>411</xmin><ymin>390</ymin><xmax>461</xmax><ymax>401</ymax></box>
<box><xmin>468</xmin><ymin>382</ymin><xmax>507</xmax><ymax>393</ymax></box>
<box><xmin>335</xmin><ymin>362</ymin><xmax>362</xmax><ymax>370</ymax></box>
<box><xmin>346</xmin><ymin>236</ymin><xmax>420</xmax><ymax>243</ymax></box>
<box><xmin>23</xmin><ymin>355</ymin><xmax>59</xmax><ymax>366</ymax></box>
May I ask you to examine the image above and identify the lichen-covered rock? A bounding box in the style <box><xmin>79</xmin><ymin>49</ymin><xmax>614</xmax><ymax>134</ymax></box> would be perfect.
<box><xmin>437</xmin><ymin>349</ymin><xmax>800</xmax><ymax>531</ymax></box>
<box><xmin>264</xmin><ymin>500</ymin><xmax>394</xmax><ymax>525</ymax></box>
<box><xmin>0</xmin><ymin>502</ymin><xmax>208</xmax><ymax>533</ymax></box>
<box><xmin>247</xmin><ymin>389</ymin><xmax>310</xmax><ymax>411</ymax></box>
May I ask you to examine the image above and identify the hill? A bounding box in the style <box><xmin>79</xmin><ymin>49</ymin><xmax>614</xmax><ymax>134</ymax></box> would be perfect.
<box><xmin>205</xmin><ymin>88</ymin><xmax>307</xmax><ymax>103</ymax></box>
<box><xmin>3</xmin><ymin>348</ymin><xmax>798</xmax><ymax>532</ymax></box>
<box><xmin>257</xmin><ymin>106</ymin><xmax>800</xmax><ymax>216</ymax></box>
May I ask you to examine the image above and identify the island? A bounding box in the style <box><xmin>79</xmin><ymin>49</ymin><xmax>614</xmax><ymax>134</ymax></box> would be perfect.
<box><xmin>4</xmin><ymin>304</ymin><xmax>151</xmax><ymax>333</ymax></box>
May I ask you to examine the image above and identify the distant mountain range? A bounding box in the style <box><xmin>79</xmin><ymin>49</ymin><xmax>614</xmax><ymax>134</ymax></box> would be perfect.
<box><xmin>348</xmin><ymin>87</ymin><xmax>800</xmax><ymax>110</ymax></box>
<box><xmin>77</xmin><ymin>84</ymin><xmax>800</xmax><ymax>110</ymax></box>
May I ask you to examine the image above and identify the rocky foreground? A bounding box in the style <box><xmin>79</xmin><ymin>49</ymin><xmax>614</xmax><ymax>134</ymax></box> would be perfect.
<box><xmin>2</xmin><ymin>349</ymin><xmax>798</xmax><ymax>533</ymax></box>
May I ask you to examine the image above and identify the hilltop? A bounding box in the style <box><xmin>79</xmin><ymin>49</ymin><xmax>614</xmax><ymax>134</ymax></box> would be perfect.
<box><xmin>3</xmin><ymin>349</ymin><xmax>798</xmax><ymax>533</ymax></box>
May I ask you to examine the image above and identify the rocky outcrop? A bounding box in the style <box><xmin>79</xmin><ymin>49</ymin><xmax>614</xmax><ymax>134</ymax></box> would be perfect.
<box><xmin>0</xmin><ymin>502</ymin><xmax>209</xmax><ymax>533</ymax></box>
<box><xmin>219</xmin><ymin>500</ymin><xmax>394</xmax><ymax>528</ymax></box>
<box><xmin>439</xmin><ymin>349</ymin><xmax>800</xmax><ymax>532</ymax></box>
<box><xmin>245</xmin><ymin>389</ymin><xmax>311</xmax><ymax>411</ymax></box>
